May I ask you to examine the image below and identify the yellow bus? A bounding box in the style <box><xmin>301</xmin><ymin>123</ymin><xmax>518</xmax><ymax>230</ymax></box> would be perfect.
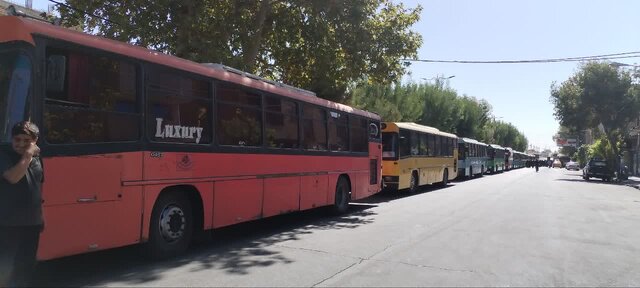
<box><xmin>381</xmin><ymin>122</ymin><xmax>458</xmax><ymax>193</ymax></box>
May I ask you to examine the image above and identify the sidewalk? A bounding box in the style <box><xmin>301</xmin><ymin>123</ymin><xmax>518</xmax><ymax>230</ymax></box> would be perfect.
<box><xmin>621</xmin><ymin>175</ymin><xmax>640</xmax><ymax>189</ymax></box>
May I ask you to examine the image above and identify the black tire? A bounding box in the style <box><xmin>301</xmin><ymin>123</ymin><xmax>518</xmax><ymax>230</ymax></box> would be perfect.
<box><xmin>440</xmin><ymin>169</ymin><xmax>449</xmax><ymax>187</ymax></box>
<box><xmin>330</xmin><ymin>177</ymin><xmax>351</xmax><ymax>215</ymax></box>
<box><xmin>409</xmin><ymin>171</ymin><xmax>419</xmax><ymax>194</ymax></box>
<box><xmin>144</xmin><ymin>192</ymin><xmax>193</xmax><ymax>260</ymax></box>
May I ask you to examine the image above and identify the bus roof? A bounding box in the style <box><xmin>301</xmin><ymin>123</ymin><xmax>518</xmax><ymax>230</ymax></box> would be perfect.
<box><xmin>458</xmin><ymin>137</ymin><xmax>488</xmax><ymax>146</ymax></box>
<box><xmin>390</xmin><ymin>122</ymin><xmax>457</xmax><ymax>138</ymax></box>
<box><xmin>0</xmin><ymin>16</ymin><xmax>380</xmax><ymax>120</ymax></box>
<box><xmin>489</xmin><ymin>144</ymin><xmax>506</xmax><ymax>150</ymax></box>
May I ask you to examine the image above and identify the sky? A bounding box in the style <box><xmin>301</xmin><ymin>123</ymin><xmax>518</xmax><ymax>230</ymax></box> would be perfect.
<box><xmin>26</xmin><ymin>0</ymin><xmax>640</xmax><ymax>152</ymax></box>
<box><xmin>400</xmin><ymin>0</ymin><xmax>640</xmax><ymax>152</ymax></box>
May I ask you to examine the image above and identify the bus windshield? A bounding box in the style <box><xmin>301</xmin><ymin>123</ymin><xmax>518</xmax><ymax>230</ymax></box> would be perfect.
<box><xmin>0</xmin><ymin>50</ymin><xmax>31</xmax><ymax>142</ymax></box>
<box><xmin>382</xmin><ymin>132</ymin><xmax>397</xmax><ymax>159</ymax></box>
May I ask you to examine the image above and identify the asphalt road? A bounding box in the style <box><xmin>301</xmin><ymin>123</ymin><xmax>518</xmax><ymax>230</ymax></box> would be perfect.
<box><xmin>32</xmin><ymin>167</ymin><xmax>640</xmax><ymax>287</ymax></box>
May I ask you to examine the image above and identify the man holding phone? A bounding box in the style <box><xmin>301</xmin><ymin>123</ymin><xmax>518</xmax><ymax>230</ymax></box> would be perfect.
<box><xmin>0</xmin><ymin>121</ymin><xmax>44</xmax><ymax>286</ymax></box>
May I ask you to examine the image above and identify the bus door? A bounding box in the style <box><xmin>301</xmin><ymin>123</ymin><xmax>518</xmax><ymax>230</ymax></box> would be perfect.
<box><xmin>38</xmin><ymin>153</ymin><xmax>144</xmax><ymax>260</ymax></box>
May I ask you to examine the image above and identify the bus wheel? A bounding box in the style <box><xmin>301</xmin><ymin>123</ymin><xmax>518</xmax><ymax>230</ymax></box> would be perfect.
<box><xmin>409</xmin><ymin>171</ymin><xmax>419</xmax><ymax>194</ymax></box>
<box><xmin>440</xmin><ymin>169</ymin><xmax>449</xmax><ymax>187</ymax></box>
<box><xmin>144</xmin><ymin>192</ymin><xmax>193</xmax><ymax>260</ymax></box>
<box><xmin>330</xmin><ymin>177</ymin><xmax>351</xmax><ymax>215</ymax></box>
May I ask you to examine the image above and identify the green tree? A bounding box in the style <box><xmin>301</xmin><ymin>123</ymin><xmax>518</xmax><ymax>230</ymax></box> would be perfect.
<box><xmin>550</xmin><ymin>61</ymin><xmax>640</xmax><ymax>169</ymax></box>
<box><xmin>58</xmin><ymin>0</ymin><xmax>422</xmax><ymax>102</ymax></box>
<box><xmin>418</xmin><ymin>84</ymin><xmax>461</xmax><ymax>133</ymax></box>
<box><xmin>349</xmin><ymin>82</ymin><xmax>423</xmax><ymax>122</ymax></box>
<box><xmin>349</xmin><ymin>81</ymin><xmax>528</xmax><ymax>151</ymax></box>
<box><xmin>454</xmin><ymin>96</ymin><xmax>491</xmax><ymax>139</ymax></box>
<box><xmin>576</xmin><ymin>144</ymin><xmax>589</xmax><ymax>167</ymax></box>
<box><xmin>480</xmin><ymin>120</ymin><xmax>528</xmax><ymax>151</ymax></box>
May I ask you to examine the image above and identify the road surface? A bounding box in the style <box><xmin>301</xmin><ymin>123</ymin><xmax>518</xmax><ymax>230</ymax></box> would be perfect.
<box><xmin>33</xmin><ymin>167</ymin><xmax>640</xmax><ymax>287</ymax></box>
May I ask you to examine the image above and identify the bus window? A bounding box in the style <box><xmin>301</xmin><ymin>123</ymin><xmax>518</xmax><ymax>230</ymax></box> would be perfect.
<box><xmin>350</xmin><ymin>116</ymin><xmax>368</xmax><ymax>152</ymax></box>
<box><xmin>44</xmin><ymin>47</ymin><xmax>140</xmax><ymax>144</ymax></box>
<box><xmin>399</xmin><ymin>129</ymin><xmax>410</xmax><ymax>157</ymax></box>
<box><xmin>382</xmin><ymin>132</ymin><xmax>397</xmax><ymax>159</ymax></box>
<box><xmin>265</xmin><ymin>95</ymin><xmax>298</xmax><ymax>149</ymax></box>
<box><xmin>216</xmin><ymin>85</ymin><xmax>261</xmax><ymax>146</ymax></box>
<box><xmin>0</xmin><ymin>51</ymin><xmax>31</xmax><ymax>142</ymax></box>
<box><xmin>427</xmin><ymin>134</ymin><xmax>436</xmax><ymax>156</ymax></box>
<box><xmin>418</xmin><ymin>133</ymin><xmax>428</xmax><ymax>155</ymax></box>
<box><xmin>410</xmin><ymin>131</ymin><xmax>419</xmax><ymax>155</ymax></box>
<box><xmin>302</xmin><ymin>104</ymin><xmax>327</xmax><ymax>150</ymax></box>
<box><xmin>328</xmin><ymin>111</ymin><xmax>348</xmax><ymax>151</ymax></box>
<box><xmin>458</xmin><ymin>143</ymin><xmax>466</xmax><ymax>160</ymax></box>
<box><xmin>148</xmin><ymin>69</ymin><xmax>212</xmax><ymax>144</ymax></box>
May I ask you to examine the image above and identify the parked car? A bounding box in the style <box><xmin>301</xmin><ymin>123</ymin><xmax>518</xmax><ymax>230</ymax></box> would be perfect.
<box><xmin>582</xmin><ymin>159</ymin><xmax>614</xmax><ymax>182</ymax></box>
<box><xmin>565</xmin><ymin>161</ymin><xmax>580</xmax><ymax>171</ymax></box>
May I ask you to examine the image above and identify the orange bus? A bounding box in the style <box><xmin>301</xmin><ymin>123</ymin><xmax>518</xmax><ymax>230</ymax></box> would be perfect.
<box><xmin>0</xmin><ymin>15</ymin><xmax>382</xmax><ymax>260</ymax></box>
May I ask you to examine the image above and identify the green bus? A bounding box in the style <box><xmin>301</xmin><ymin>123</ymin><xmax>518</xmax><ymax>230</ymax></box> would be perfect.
<box><xmin>487</xmin><ymin>144</ymin><xmax>506</xmax><ymax>174</ymax></box>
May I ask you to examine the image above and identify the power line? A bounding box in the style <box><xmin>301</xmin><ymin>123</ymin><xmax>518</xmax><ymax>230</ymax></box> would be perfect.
<box><xmin>402</xmin><ymin>51</ymin><xmax>640</xmax><ymax>64</ymax></box>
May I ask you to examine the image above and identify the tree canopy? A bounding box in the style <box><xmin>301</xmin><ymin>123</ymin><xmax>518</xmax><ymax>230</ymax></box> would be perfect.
<box><xmin>349</xmin><ymin>82</ymin><xmax>529</xmax><ymax>151</ymax></box>
<box><xmin>550</xmin><ymin>61</ymin><xmax>640</xmax><ymax>161</ymax></box>
<box><xmin>58</xmin><ymin>0</ymin><xmax>422</xmax><ymax>102</ymax></box>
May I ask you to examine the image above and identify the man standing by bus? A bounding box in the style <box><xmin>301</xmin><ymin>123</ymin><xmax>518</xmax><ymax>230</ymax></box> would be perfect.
<box><xmin>0</xmin><ymin>121</ymin><xmax>44</xmax><ymax>287</ymax></box>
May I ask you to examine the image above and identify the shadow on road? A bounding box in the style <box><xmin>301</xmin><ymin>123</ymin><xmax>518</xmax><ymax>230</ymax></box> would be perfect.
<box><xmin>358</xmin><ymin>183</ymin><xmax>454</xmax><ymax>204</ymax></box>
<box><xmin>453</xmin><ymin>174</ymin><xmax>486</xmax><ymax>182</ymax></box>
<box><xmin>32</xmin><ymin>204</ymin><xmax>377</xmax><ymax>287</ymax></box>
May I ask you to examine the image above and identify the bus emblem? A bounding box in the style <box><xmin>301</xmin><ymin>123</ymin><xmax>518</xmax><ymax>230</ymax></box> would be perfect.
<box><xmin>177</xmin><ymin>154</ymin><xmax>193</xmax><ymax>170</ymax></box>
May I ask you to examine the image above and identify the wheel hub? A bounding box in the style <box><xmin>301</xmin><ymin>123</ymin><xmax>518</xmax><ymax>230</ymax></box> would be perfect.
<box><xmin>159</xmin><ymin>205</ymin><xmax>185</xmax><ymax>243</ymax></box>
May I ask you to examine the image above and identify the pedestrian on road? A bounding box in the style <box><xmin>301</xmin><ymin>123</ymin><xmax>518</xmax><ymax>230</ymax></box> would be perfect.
<box><xmin>0</xmin><ymin>121</ymin><xmax>44</xmax><ymax>287</ymax></box>
<box><xmin>535</xmin><ymin>159</ymin><xmax>539</xmax><ymax>172</ymax></box>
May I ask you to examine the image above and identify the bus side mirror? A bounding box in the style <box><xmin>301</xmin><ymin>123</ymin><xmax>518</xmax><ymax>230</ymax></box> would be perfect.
<box><xmin>46</xmin><ymin>55</ymin><xmax>66</xmax><ymax>92</ymax></box>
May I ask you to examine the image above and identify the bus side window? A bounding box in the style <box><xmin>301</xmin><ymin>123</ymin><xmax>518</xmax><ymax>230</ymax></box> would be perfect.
<box><xmin>409</xmin><ymin>131</ymin><xmax>418</xmax><ymax>155</ymax></box>
<box><xmin>301</xmin><ymin>104</ymin><xmax>327</xmax><ymax>150</ymax></box>
<box><xmin>427</xmin><ymin>134</ymin><xmax>435</xmax><ymax>157</ymax></box>
<box><xmin>419</xmin><ymin>133</ymin><xmax>428</xmax><ymax>155</ymax></box>
<box><xmin>349</xmin><ymin>116</ymin><xmax>368</xmax><ymax>152</ymax></box>
<box><xmin>216</xmin><ymin>84</ymin><xmax>261</xmax><ymax>147</ymax></box>
<box><xmin>265</xmin><ymin>95</ymin><xmax>299</xmax><ymax>149</ymax></box>
<box><xmin>399</xmin><ymin>129</ymin><xmax>410</xmax><ymax>157</ymax></box>
<box><xmin>148</xmin><ymin>69</ymin><xmax>212</xmax><ymax>144</ymax></box>
<box><xmin>44</xmin><ymin>46</ymin><xmax>140</xmax><ymax>144</ymax></box>
<box><xmin>328</xmin><ymin>111</ymin><xmax>348</xmax><ymax>152</ymax></box>
<box><xmin>46</xmin><ymin>55</ymin><xmax>66</xmax><ymax>93</ymax></box>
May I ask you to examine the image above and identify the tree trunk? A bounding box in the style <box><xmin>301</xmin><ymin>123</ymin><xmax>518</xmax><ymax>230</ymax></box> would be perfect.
<box><xmin>242</xmin><ymin>0</ymin><xmax>272</xmax><ymax>73</ymax></box>
<box><xmin>174</xmin><ymin>0</ymin><xmax>197</xmax><ymax>59</ymax></box>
